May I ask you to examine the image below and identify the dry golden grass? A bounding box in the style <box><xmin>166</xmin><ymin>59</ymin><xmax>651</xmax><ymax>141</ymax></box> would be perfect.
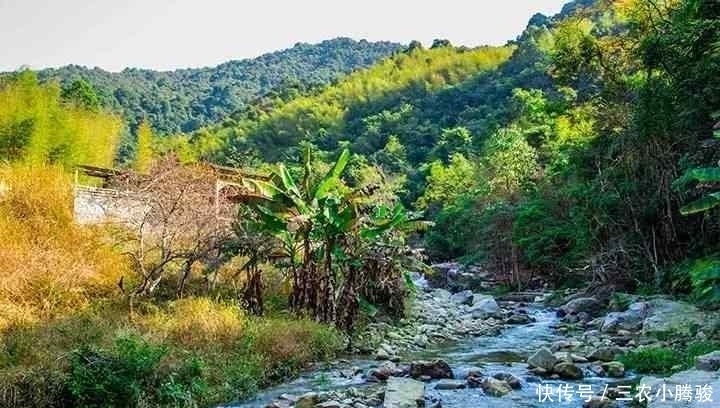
<box><xmin>0</xmin><ymin>165</ymin><xmax>128</xmax><ymax>329</ymax></box>
<box><xmin>140</xmin><ymin>297</ymin><xmax>246</xmax><ymax>349</ymax></box>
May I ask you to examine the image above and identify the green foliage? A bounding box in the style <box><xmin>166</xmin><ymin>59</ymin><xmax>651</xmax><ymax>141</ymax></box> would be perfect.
<box><xmin>215</xmin><ymin>44</ymin><xmax>514</xmax><ymax>165</ymax></box>
<box><xmin>620</xmin><ymin>347</ymin><xmax>682</xmax><ymax>375</ymax></box>
<box><xmin>686</xmin><ymin>256</ymin><xmax>720</xmax><ymax>303</ymax></box>
<box><xmin>0</xmin><ymin>71</ymin><xmax>122</xmax><ymax>168</ymax></box>
<box><xmin>32</xmin><ymin>39</ymin><xmax>402</xmax><ymax>134</ymax></box>
<box><xmin>69</xmin><ymin>334</ymin><xmax>169</xmax><ymax>408</ymax></box>
<box><xmin>418</xmin><ymin>154</ymin><xmax>480</xmax><ymax>209</ymax></box>
<box><xmin>621</xmin><ymin>341</ymin><xmax>720</xmax><ymax>376</ymax></box>
<box><xmin>132</xmin><ymin>119</ymin><xmax>155</xmax><ymax>173</ymax></box>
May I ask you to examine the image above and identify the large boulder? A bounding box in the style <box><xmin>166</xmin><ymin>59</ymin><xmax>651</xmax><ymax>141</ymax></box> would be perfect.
<box><xmin>601</xmin><ymin>361</ymin><xmax>625</xmax><ymax>378</ymax></box>
<box><xmin>450</xmin><ymin>290</ymin><xmax>474</xmax><ymax>306</ymax></box>
<box><xmin>383</xmin><ymin>377</ymin><xmax>425</xmax><ymax>408</ymax></box>
<box><xmin>558</xmin><ymin>297</ymin><xmax>603</xmax><ymax>317</ymax></box>
<box><xmin>588</xmin><ymin>346</ymin><xmax>624</xmax><ymax>362</ymax></box>
<box><xmin>642</xmin><ymin>299</ymin><xmax>706</xmax><ymax>335</ymax></box>
<box><xmin>527</xmin><ymin>348</ymin><xmax>558</xmax><ymax>371</ymax></box>
<box><xmin>435</xmin><ymin>379</ymin><xmax>467</xmax><ymax>390</ymax></box>
<box><xmin>493</xmin><ymin>373</ymin><xmax>522</xmax><ymax>389</ymax></box>
<box><xmin>409</xmin><ymin>360</ymin><xmax>453</xmax><ymax>380</ymax></box>
<box><xmin>469</xmin><ymin>295</ymin><xmax>499</xmax><ymax>318</ymax></box>
<box><xmin>695</xmin><ymin>350</ymin><xmax>720</xmax><ymax>371</ymax></box>
<box><xmin>481</xmin><ymin>377</ymin><xmax>513</xmax><ymax>397</ymax></box>
<box><xmin>640</xmin><ymin>369</ymin><xmax>720</xmax><ymax>408</ymax></box>
<box><xmin>553</xmin><ymin>362</ymin><xmax>584</xmax><ymax>380</ymax></box>
<box><xmin>601</xmin><ymin>306</ymin><xmax>646</xmax><ymax>332</ymax></box>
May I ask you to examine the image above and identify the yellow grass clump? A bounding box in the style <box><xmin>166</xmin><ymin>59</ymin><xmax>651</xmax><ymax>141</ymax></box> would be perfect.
<box><xmin>0</xmin><ymin>164</ymin><xmax>128</xmax><ymax>328</ymax></box>
<box><xmin>141</xmin><ymin>297</ymin><xmax>246</xmax><ymax>348</ymax></box>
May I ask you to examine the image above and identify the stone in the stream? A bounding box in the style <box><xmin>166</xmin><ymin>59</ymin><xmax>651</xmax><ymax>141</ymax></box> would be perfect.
<box><xmin>695</xmin><ymin>350</ymin><xmax>720</xmax><ymax>371</ymax></box>
<box><xmin>601</xmin><ymin>302</ymin><xmax>646</xmax><ymax>333</ymax></box>
<box><xmin>480</xmin><ymin>377</ymin><xmax>513</xmax><ymax>397</ymax></box>
<box><xmin>601</xmin><ymin>361</ymin><xmax>625</xmax><ymax>378</ymax></box>
<box><xmin>383</xmin><ymin>377</ymin><xmax>425</xmax><ymax>408</ymax></box>
<box><xmin>369</xmin><ymin>361</ymin><xmax>400</xmax><ymax>381</ymax></box>
<box><xmin>527</xmin><ymin>348</ymin><xmax>558</xmax><ymax>371</ymax></box>
<box><xmin>588</xmin><ymin>363</ymin><xmax>606</xmax><ymax>377</ymax></box>
<box><xmin>278</xmin><ymin>393</ymin><xmax>299</xmax><ymax>403</ymax></box>
<box><xmin>409</xmin><ymin>360</ymin><xmax>453</xmax><ymax>380</ymax></box>
<box><xmin>582</xmin><ymin>396</ymin><xmax>617</xmax><ymax>408</ymax></box>
<box><xmin>294</xmin><ymin>392</ymin><xmax>319</xmax><ymax>408</ymax></box>
<box><xmin>317</xmin><ymin>401</ymin><xmax>342</xmax><ymax>408</ymax></box>
<box><xmin>553</xmin><ymin>362</ymin><xmax>584</xmax><ymax>380</ymax></box>
<box><xmin>493</xmin><ymin>373</ymin><xmax>522</xmax><ymax>389</ymax></box>
<box><xmin>505</xmin><ymin>314</ymin><xmax>533</xmax><ymax>324</ymax></box>
<box><xmin>588</xmin><ymin>346</ymin><xmax>623</xmax><ymax>362</ymax></box>
<box><xmin>469</xmin><ymin>295</ymin><xmax>499</xmax><ymax>318</ymax></box>
<box><xmin>558</xmin><ymin>297</ymin><xmax>603</xmax><ymax>317</ymax></box>
<box><xmin>434</xmin><ymin>379</ymin><xmax>467</xmax><ymax>390</ymax></box>
<box><xmin>450</xmin><ymin>290</ymin><xmax>474</xmax><ymax>306</ymax></box>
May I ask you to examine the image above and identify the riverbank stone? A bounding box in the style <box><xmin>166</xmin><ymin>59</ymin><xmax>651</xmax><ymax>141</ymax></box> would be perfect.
<box><xmin>409</xmin><ymin>360</ymin><xmax>453</xmax><ymax>380</ymax></box>
<box><xmin>527</xmin><ymin>348</ymin><xmax>558</xmax><ymax>371</ymax></box>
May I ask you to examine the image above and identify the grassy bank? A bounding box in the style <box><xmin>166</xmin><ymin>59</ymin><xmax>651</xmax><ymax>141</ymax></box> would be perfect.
<box><xmin>0</xmin><ymin>165</ymin><xmax>343</xmax><ymax>408</ymax></box>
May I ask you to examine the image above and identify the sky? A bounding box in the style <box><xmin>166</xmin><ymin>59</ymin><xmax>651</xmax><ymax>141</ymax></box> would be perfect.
<box><xmin>0</xmin><ymin>0</ymin><xmax>569</xmax><ymax>72</ymax></box>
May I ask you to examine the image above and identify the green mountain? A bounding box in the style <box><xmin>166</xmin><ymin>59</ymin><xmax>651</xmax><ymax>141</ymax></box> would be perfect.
<box><xmin>201</xmin><ymin>0</ymin><xmax>720</xmax><ymax>294</ymax></box>
<box><xmin>32</xmin><ymin>38</ymin><xmax>402</xmax><ymax>134</ymax></box>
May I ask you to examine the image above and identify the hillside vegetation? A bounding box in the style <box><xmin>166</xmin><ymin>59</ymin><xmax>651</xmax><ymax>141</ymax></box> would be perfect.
<box><xmin>1</xmin><ymin>0</ymin><xmax>720</xmax><ymax>407</ymax></box>
<box><xmin>33</xmin><ymin>38</ymin><xmax>402</xmax><ymax>135</ymax></box>
<box><xmin>202</xmin><ymin>0</ymin><xmax>720</xmax><ymax>297</ymax></box>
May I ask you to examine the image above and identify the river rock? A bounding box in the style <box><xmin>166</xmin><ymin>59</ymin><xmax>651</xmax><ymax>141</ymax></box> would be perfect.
<box><xmin>588</xmin><ymin>346</ymin><xmax>623</xmax><ymax>362</ymax></box>
<box><xmin>409</xmin><ymin>360</ymin><xmax>453</xmax><ymax>380</ymax></box>
<box><xmin>317</xmin><ymin>401</ymin><xmax>341</xmax><ymax>408</ymax></box>
<box><xmin>695</xmin><ymin>350</ymin><xmax>720</xmax><ymax>371</ymax></box>
<box><xmin>369</xmin><ymin>362</ymin><xmax>402</xmax><ymax>381</ymax></box>
<box><xmin>480</xmin><ymin>377</ymin><xmax>513</xmax><ymax>396</ymax></box>
<box><xmin>558</xmin><ymin>297</ymin><xmax>603</xmax><ymax>317</ymax></box>
<box><xmin>295</xmin><ymin>392</ymin><xmax>319</xmax><ymax>408</ymax></box>
<box><xmin>582</xmin><ymin>397</ymin><xmax>617</xmax><ymax>408</ymax></box>
<box><xmin>527</xmin><ymin>348</ymin><xmax>558</xmax><ymax>371</ymax></box>
<box><xmin>642</xmin><ymin>299</ymin><xmax>706</xmax><ymax>335</ymax></box>
<box><xmin>506</xmin><ymin>313</ymin><xmax>533</xmax><ymax>324</ymax></box>
<box><xmin>493</xmin><ymin>373</ymin><xmax>522</xmax><ymax>389</ymax></box>
<box><xmin>383</xmin><ymin>377</ymin><xmax>425</xmax><ymax>408</ymax></box>
<box><xmin>469</xmin><ymin>295</ymin><xmax>499</xmax><ymax>318</ymax></box>
<box><xmin>640</xmin><ymin>369</ymin><xmax>720</xmax><ymax>408</ymax></box>
<box><xmin>435</xmin><ymin>379</ymin><xmax>467</xmax><ymax>390</ymax></box>
<box><xmin>553</xmin><ymin>362</ymin><xmax>584</xmax><ymax>380</ymax></box>
<box><xmin>601</xmin><ymin>302</ymin><xmax>646</xmax><ymax>333</ymax></box>
<box><xmin>450</xmin><ymin>290</ymin><xmax>474</xmax><ymax>306</ymax></box>
<box><xmin>601</xmin><ymin>361</ymin><xmax>625</xmax><ymax>378</ymax></box>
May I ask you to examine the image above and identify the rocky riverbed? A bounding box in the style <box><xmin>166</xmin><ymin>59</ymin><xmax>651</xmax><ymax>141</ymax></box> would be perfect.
<box><xmin>222</xmin><ymin>274</ymin><xmax>720</xmax><ymax>408</ymax></box>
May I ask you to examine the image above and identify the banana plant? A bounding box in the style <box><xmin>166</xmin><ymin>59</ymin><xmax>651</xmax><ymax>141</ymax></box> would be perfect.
<box><xmin>240</xmin><ymin>147</ymin><xmax>352</xmax><ymax>317</ymax></box>
<box><xmin>673</xmin><ymin>167</ymin><xmax>720</xmax><ymax>215</ymax></box>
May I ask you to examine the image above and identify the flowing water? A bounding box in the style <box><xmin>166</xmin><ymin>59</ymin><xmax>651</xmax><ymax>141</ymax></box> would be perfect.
<box><xmin>225</xmin><ymin>303</ymin><xmax>632</xmax><ymax>408</ymax></box>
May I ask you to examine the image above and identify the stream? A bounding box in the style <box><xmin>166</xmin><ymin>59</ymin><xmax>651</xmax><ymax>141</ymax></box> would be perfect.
<box><xmin>224</xmin><ymin>302</ymin><xmax>633</xmax><ymax>408</ymax></box>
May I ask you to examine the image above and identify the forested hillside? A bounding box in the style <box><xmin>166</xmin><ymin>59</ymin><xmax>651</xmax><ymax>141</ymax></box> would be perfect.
<box><xmin>199</xmin><ymin>0</ymin><xmax>720</xmax><ymax>297</ymax></box>
<box><xmin>31</xmin><ymin>38</ymin><xmax>402</xmax><ymax>134</ymax></box>
<box><xmin>2</xmin><ymin>1</ymin><xmax>720</xmax><ymax>407</ymax></box>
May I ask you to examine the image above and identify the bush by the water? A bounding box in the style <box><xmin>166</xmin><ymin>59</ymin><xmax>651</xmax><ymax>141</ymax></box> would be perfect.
<box><xmin>620</xmin><ymin>341</ymin><xmax>720</xmax><ymax>376</ymax></box>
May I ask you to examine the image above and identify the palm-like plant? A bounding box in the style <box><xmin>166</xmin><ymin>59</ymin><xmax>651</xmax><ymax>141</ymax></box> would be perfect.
<box><xmin>242</xmin><ymin>147</ymin><xmax>352</xmax><ymax>321</ymax></box>
<box><xmin>237</xmin><ymin>146</ymin><xmax>416</xmax><ymax>329</ymax></box>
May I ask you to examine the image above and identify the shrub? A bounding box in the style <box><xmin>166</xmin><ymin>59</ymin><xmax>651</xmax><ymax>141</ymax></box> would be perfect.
<box><xmin>69</xmin><ymin>334</ymin><xmax>167</xmax><ymax>408</ymax></box>
<box><xmin>620</xmin><ymin>347</ymin><xmax>682</xmax><ymax>375</ymax></box>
